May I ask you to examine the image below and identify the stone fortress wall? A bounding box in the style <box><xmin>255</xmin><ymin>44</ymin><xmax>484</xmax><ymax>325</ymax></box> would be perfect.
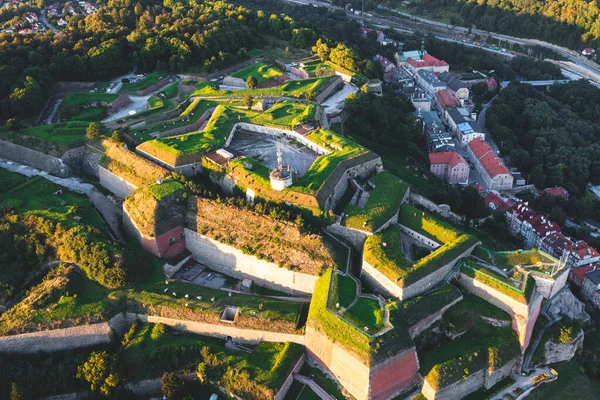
<box><xmin>421</xmin><ymin>356</ymin><xmax>520</xmax><ymax>400</ymax></box>
<box><xmin>0</xmin><ymin>139</ymin><xmax>80</xmax><ymax>177</ymax></box>
<box><xmin>183</xmin><ymin>228</ymin><xmax>318</xmax><ymax>296</ymax></box>
<box><xmin>98</xmin><ymin>165</ymin><xmax>138</xmax><ymax>200</ymax></box>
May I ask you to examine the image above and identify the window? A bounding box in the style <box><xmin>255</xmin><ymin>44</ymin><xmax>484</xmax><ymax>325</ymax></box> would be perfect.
<box><xmin>168</xmin><ymin>237</ymin><xmax>175</xmax><ymax>246</ymax></box>
<box><xmin>179</xmin><ymin>231</ymin><xmax>185</xmax><ymax>239</ymax></box>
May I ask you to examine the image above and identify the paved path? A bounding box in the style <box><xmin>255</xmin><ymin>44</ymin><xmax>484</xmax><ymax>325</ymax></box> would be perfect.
<box><xmin>0</xmin><ymin>158</ymin><xmax>124</xmax><ymax>242</ymax></box>
<box><xmin>491</xmin><ymin>368</ymin><xmax>556</xmax><ymax>399</ymax></box>
<box><xmin>39</xmin><ymin>10</ymin><xmax>58</xmax><ymax>32</ymax></box>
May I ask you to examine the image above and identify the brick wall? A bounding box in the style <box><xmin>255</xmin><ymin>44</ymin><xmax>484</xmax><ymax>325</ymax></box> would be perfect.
<box><xmin>316</xmin><ymin>76</ymin><xmax>344</xmax><ymax>104</ymax></box>
<box><xmin>184</xmin><ymin>228</ymin><xmax>318</xmax><ymax>295</ymax></box>
<box><xmin>369</xmin><ymin>348</ymin><xmax>420</xmax><ymax>400</ymax></box>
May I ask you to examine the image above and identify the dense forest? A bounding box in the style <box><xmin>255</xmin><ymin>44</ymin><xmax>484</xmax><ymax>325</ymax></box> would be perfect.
<box><xmin>486</xmin><ymin>80</ymin><xmax>600</xmax><ymax>219</ymax></box>
<box><xmin>394</xmin><ymin>0</ymin><xmax>600</xmax><ymax>51</ymax></box>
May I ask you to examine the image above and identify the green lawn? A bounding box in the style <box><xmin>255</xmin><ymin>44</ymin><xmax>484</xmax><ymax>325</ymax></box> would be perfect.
<box><xmin>191</xmin><ymin>75</ymin><xmax>334</xmax><ymax>98</ymax></box>
<box><xmin>398</xmin><ymin>204</ymin><xmax>463</xmax><ymax>244</ymax></box>
<box><xmin>122</xmin><ymin>322</ymin><xmax>304</xmax><ymax>394</ymax></box>
<box><xmin>121</xmin><ymin>72</ymin><xmax>166</xmax><ymax>92</ymax></box>
<box><xmin>331</xmin><ymin>273</ymin><xmax>357</xmax><ymax>309</ymax></box>
<box><xmin>15</xmin><ymin>121</ymin><xmax>94</xmax><ymax>147</ymax></box>
<box><xmin>67</xmin><ymin>106</ymin><xmax>107</xmax><ymax>122</ymax></box>
<box><xmin>344</xmin><ymin>171</ymin><xmax>409</xmax><ymax>232</ymax></box>
<box><xmin>145</xmin><ymin>178</ymin><xmax>184</xmax><ymax>200</ymax></box>
<box><xmin>231</xmin><ymin>62</ymin><xmax>283</xmax><ymax>83</ymax></box>
<box><xmin>301</xmin><ymin>60</ymin><xmax>334</xmax><ymax>76</ymax></box>
<box><xmin>60</xmin><ymin>92</ymin><xmax>118</xmax><ymax>109</ymax></box>
<box><xmin>394</xmin><ymin>284</ymin><xmax>463</xmax><ymax>327</ymax></box>
<box><xmin>159</xmin><ymin>83</ymin><xmax>179</xmax><ymax>98</ymax></box>
<box><xmin>0</xmin><ymin>168</ymin><xmax>27</xmax><ymax>192</ymax></box>
<box><xmin>0</xmin><ymin>175</ymin><xmax>109</xmax><ymax>235</ymax></box>
<box><xmin>341</xmin><ymin>297</ymin><xmax>386</xmax><ymax>334</ymax></box>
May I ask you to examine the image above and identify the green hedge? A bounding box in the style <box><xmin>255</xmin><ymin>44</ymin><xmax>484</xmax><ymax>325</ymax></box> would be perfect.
<box><xmin>344</xmin><ymin>172</ymin><xmax>409</xmax><ymax>233</ymax></box>
<box><xmin>460</xmin><ymin>259</ymin><xmax>535</xmax><ymax>304</ymax></box>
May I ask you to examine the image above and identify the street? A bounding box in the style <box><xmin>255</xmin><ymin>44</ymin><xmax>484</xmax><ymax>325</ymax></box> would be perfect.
<box><xmin>39</xmin><ymin>9</ymin><xmax>58</xmax><ymax>32</ymax></box>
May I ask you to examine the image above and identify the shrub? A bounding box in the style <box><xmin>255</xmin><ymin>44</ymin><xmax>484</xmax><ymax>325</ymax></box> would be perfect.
<box><xmin>161</xmin><ymin>372</ymin><xmax>184</xmax><ymax>400</ymax></box>
<box><xmin>151</xmin><ymin>323</ymin><xmax>167</xmax><ymax>340</ymax></box>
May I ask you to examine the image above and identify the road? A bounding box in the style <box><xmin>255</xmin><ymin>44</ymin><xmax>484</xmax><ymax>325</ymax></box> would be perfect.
<box><xmin>282</xmin><ymin>0</ymin><xmax>600</xmax><ymax>81</ymax></box>
<box><xmin>491</xmin><ymin>367</ymin><xmax>557</xmax><ymax>399</ymax></box>
<box><xmin>39</xmin><ymin>9</ymin><xmax>58</xmax><ymax>32</ymax></box>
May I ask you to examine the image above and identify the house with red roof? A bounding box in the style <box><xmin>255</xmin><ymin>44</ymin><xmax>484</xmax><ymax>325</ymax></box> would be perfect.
<box><xmin>405</xmin><ymin>54</ymin><xmax>449</xmax><ymax>74</ymax></box>
<box><xmin>506</xmin><ymin>201</ymin><xmax>561</xmax><ymax>248</ymax></box>
<box><xmin>428</xmin><ymin>151</ymin><xmax>469</xmax><ymax>184</ymax></box>
<box><xmin>435</xmin><ymin>89</ymin><xmax>461</xmax><ymax>111</ymax></box>
<box><xmin>466</xmin><ymin>138</ymin><xmax>513</xmax><ymax>191</ymax></box>
<box><xmin>543</xmin><ymin>186</ymin><xmax>569</xmax><ymax>200</ymax></box>
<box><xmin>564</xmin><ymin>240</ymin><xmax>600</xmax><ymax>267</ymax></box>
<box><xmin>484</xmin><ymin>191</ymin><xmax>513</xmax><ymax>212</ymax></box>
<box><xmin>570</xmin><ymin>265</ymin><xmax>598</xmax><ymax>287</ymax></box>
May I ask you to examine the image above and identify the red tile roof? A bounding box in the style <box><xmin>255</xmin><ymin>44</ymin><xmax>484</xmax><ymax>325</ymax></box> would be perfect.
<box><xmin>484</xmin><ymin>192</ymin><xmax>512</xmax><ymax>212</ymax></box>
<box><xmin>468</xmin><ymin>138</ymin><xmax>511</xmax><ymax>179</ymax></box>
<box><xmin>565</xmin><ymin>241</ymin><xmax>600</xmax><ymax>260</ymax></box>
<box><xmin>543</xmin><ymin>186</ymin><xmax>569</xmax><ymax>198</ymax></box>
<box><xmin>428</xmin><ymin>151</ymin><xmax>468</xmax><ymax>168</ymax></box>
<box><xmin>571</xmin><ymin>265</ymin><xmax>596</xmax><ymax>284</ymax></box>
<box><xmin>435</xmin><ymin>89</ymin><xmax>461</xmax><ymax>110</ymax></box>
<box><xmin>406</xmin><ymin>54</ymin><xmax>448</xmax><ymax>69</ymax></box>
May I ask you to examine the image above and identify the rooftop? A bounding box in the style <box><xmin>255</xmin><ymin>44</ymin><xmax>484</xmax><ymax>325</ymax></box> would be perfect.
<box><xmin>406</xmin><ymin>54</ymin><xmax>448</xmax><ymax>69</ymax></box>
<box><xmin>468</xmin><ymin>138</ymin><xmax>511</xmax><ymax>179</ymax></box>
<box><xmin>585</xmin><ymin>268</ymin><xmax>600</xmax><ymax>285</ymax></box>
<box><xmin>417</xmin><ymin>69</ymin><xmax>445</xmax><ymax>87</ymax></box>
<box><xmin>429</xmin><ymin>151</ymin><xmax>467</xmax><ymax>168</ymax></box>
<box><xmin>435</xmin><ymin>89</ymin><xmax>461</xmax><ymax>110</ymax></box>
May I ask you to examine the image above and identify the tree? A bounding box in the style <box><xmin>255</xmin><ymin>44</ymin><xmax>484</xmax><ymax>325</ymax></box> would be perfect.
<box><xmin>459</xmin><ymin>186</ymin><xmax>488</xmax><ymax>219</ymax></box>
<box><xmin>244</xmin><ymin>93</ymin><xmax>253</xmax><ymax>110</ymax></box>
<box><xmin>5</xmin><ymin>118</ymin><xmax>20</xmax><ymax>131</ymax></box>
<box><xmin>312</xmin><ymin>38</ymin><xmax>330</xmax><ymax>62</ymax></box>
<box><xmin>196</xmin><ymin>362</ymin><xmax>206</xmax><ymax>383</ymax></box>
<box><xmin>86</xmin><ymin>122</ymin><xmax>102</xmax><ymax>140</ymax></box>
<box><xmin>161</xmin><ymin>372</ymin><xmax>184</xmax><ymax>400</ymax></box>
<box><xmin>245</xmin><ymin>76</ymin><xmax>257</xmax><ymax>89</ymax></box>
<box><xmin>305</xmin><ymin>88</ymin><xmax>316</xmax><ymax>102</ymax></box>
<box><xmin>10</xmin><ymin>383</ymin><xmax>24</xmax><ymax>400</ymax></box>
<box><xmin>77</xmin><ymin>351</ymin><xmax>122</xmax><ymax>396</ymax></box>
<box><xmin>111</xmin><ymin>130</ymin><xmax>124</xmax><ymax>143</ymax></box>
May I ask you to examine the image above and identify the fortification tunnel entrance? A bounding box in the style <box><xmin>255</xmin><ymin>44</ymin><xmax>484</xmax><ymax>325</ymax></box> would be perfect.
<box><xmin>228</xmin><ymin>129</ymin><xmax>319</xmax><ymax>176</ymax></box>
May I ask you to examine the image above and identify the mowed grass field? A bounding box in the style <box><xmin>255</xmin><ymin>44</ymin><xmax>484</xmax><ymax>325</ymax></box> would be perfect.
<box><xmin>231</xmin><ymin>62</ymin><xmax>283</xmax><ymax>83</ymax></box>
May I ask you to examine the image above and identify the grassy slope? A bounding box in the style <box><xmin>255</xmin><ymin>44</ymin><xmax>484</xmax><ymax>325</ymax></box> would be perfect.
<box><xmin>527</xmin><ymin>360</ymin><xmax>600</xmax><ymax>400</ymax></box>
<box><xmin>231</xmin><ymin>62</ymin><xmax>283</xmax><ymax>83</ymax></box>
<box><xmin>344</xmin><ymin>171</ymin><xmax>409</xmax><ymax>232</ymax></box>
<box><xmin>15</xmin><ymin>121</ymin><xmax>93</xmax><ymax>146</ymax></box>
<box><xmin>190</xmin><ymin>75</ymin><xmax>334</xmax><ymax>98</ymax></box>
<box><xmin>122</xmin><ymin>322</ymin><xmax>303</xmax><ymax>388</ymax></box>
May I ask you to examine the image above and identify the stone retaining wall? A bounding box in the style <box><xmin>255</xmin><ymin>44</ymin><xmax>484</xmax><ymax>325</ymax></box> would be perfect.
<box><xmin>397</xmin><ymin>223</ymin><xmax>441</xmax><ymax>249</ymax></box>
<box><xmin>0</xmin><ymin>139</ymin><xmax>75</xmax><ymax>177</ymax></box>
<box><xmin>184</xmin><ymin>228</ymin><xmax>318</xmax><ymax>295</ymax></box>
<box><xmin>421</xmin><ymin>356</ymin><xmax>519</xmax><ymax>400</ymax></box>
<box><xmin>130</xmin><ymin>313</ymin><xmax>305</xmax><ymax>344</ymax></box>
<box><xmin>408</xmin><ymin>294</ymin><xmax>464</xmax><ymax>338</ymax></box>
<box><xmin>0</xmin><ymin>322</ymin><xmax>111</xmax><ymax>354</ymax></box>
<box><xmin>98</xmin><ymin>165</ymin><xmax>138</xmax><ymax>199</ymax></box>
<box><xmin>274</xmin><ymin>353</ymin><xmax>305</xmax><ymax>400</ymax></box>
<box><xmin>362</xmin><ymin>242</ymin><xmax>477</xmax><ymax>301</ymax></box>
<box><xmin>409</xmin><ymin>193</ymin><xmax>463</xmax><ymax>225</ymax></box>
<box><xmin>316</xmin><ymin>76</ymin><xmax>344</xmax><ymax>104</ymax></box>
<box><xmin>325</xmin><ymin>224</ymin><xmax>369</xmax><ymax>251</ymax></box>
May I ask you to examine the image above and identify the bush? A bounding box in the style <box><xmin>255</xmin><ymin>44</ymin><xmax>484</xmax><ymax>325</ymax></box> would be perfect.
<box><xmin>151</xmin><ymin>323</ymin><xmax>167</xmax><ymax>340</ymax></box>
<box><xmin>161</xmin><ymin>372</ymin><xmax>184</xmax><ymax>400</ymax></box>
<box><xmin>6</xmin><ymin>118</ymin><xmax>20</xmax><ymax>131</ymax></box>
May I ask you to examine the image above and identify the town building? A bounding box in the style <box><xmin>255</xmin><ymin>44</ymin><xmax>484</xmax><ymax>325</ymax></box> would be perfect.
<box><xmin>484</xmin><ymin>191</ymin><xmax>514</xmax><ymax>212</ymax></box>
<box><xmin>395</xmin><ymin>49</ymin><xmax>426</xmax><ymax>66</ymax></box>
<box><xmin>429</xmin><ymin>152</ymin><xmax>469</xmax><ymax>184</ymax></box>
<box><xmin>581</xmin><ymin>268</ymin><xmax>600</xmax><ymax>308</ymax></box>
<box><xmin>435</xmin><ymin>89</ymin><xmax>461</xmax><ymax>112</ymax></box>
<box><xmin>405</xmin><ymin>54</ymin><xmax>449</xmax><ymax>74</ymax></box>
<box><xmin>467</xmin><ymin>138</ymin><xmax>513</xmax><ymax>191</ymax></box>
<box><xmin>416</xmin><ymin>111</ymin><xmax>455</xmax><ymax>153</ymax></box>
<box><xmin>570</xmin><ymin>265</ymin><xmax>597</xmax><ymax>288</ymax></box>
<box><xmin>416</xmin><ymin>69</ymin><xmax>446</xmax><ymax>95</ymax></box>
<box><xmin>437</xmin><ymin>72</ymin><xmax>469</xmax><ymax>100</ymax></box>
<box><xmin>367</xmin><ymin>79</ymin><xmax>383</xmax><ymax>96</ymax></box>
<box><xmin>445</xmin><ymin>107</ymin><xmax>483</xmax><ymax>146</ymax></box>
<box><xmin>582</xmin><ymin>48</ymin><xmax>596</xmax><ymax>57</ymax></box>
<box><xmin>507</xmin><ymin>202</ymin><xmax>561</xmax><ymax>249</ymax></box>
